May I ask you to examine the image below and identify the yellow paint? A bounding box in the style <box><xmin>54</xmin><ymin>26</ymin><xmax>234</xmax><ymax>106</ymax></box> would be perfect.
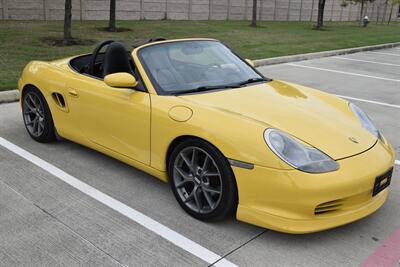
<box><xmin>235</xmin><ymin>140</ymin><xmax>394</xmax><ymax>233</ymax></box>
<box><xmin>104</xmin><ymin>72</ymin><xmax>138</xmax><ymax>88</ymax></box>
<box><xmin>168</xmin><ymin>106</ymin><xmax>193</xmax><ymax>122</ymax></box>
<box><xmin>245</xmin><ymin>59</ymin><xmax>255</xmax><ymax>67</ymax></box>
<box><xmin>18</xmin><ymin>38</ymin><xmax>395</xmax><ymax>233</ymax></box>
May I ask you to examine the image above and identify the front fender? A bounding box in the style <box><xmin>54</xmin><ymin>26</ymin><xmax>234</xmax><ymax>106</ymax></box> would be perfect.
<box><xmin>150</xmin><ymin>95</ymin><xmax>292</xmax><ymax>172</ymax></box>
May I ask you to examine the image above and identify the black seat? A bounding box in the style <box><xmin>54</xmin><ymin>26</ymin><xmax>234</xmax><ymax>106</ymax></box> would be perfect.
<box><xmin>102</xmin><ymin>42</ymin><xmax>134</xmax><ymax>77</ymax></box>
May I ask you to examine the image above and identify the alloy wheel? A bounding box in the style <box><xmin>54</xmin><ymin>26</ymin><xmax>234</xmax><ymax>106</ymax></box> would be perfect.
<box><xmin>23</xmin><ymin>92</ymin><xmax>45</xmax><ymax>138</ymax></box>
<box><xmin>173</xmin><ymin>146</ymin><xmax>223</xmax><ymax>214</ymax></box>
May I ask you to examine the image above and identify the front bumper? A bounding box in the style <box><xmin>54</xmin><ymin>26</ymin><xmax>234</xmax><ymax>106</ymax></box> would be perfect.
<box><xmin>234</xmin><ymin>140</ymin><xmax>395</xmax><ymax>234</ymax></box>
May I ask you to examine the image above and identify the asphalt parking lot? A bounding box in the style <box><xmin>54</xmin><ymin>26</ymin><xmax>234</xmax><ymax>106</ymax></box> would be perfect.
<box><xmin>0</xmin><ymin>47</ymin><xmax>399</xmax><ymax>267</ymax></box>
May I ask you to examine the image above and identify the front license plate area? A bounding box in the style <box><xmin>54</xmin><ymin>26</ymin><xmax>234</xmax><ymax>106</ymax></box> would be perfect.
<box><xmin>373</xmin><ymin>167</ymin><xmax>393</xmax><ymax>196</ymax></box>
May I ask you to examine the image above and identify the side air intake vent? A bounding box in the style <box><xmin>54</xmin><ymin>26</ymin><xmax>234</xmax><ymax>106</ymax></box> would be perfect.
<box><xmin>52</xmin><ymin>92</ymin><xmax>68</xmax><ymax>112</ymax></box>
<box><xmin>315</xmin><ymin>199</ymin><xmax>343</xmax><ymax>215</ymax></box>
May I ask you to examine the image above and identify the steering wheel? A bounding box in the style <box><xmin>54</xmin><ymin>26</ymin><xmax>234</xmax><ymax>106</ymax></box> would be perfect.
<box><xmin>88</xmin><ymin>40</ymin><xmax>115</xmax><ymax>76</ymax></box>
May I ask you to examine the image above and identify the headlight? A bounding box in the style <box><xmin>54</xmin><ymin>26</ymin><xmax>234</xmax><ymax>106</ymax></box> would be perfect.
<box><xmin>264</xmin><ymin>129</ymin><xmax>339</xmax><ymax>173</ymax></box>
<box><xmin>349</xmin><ymin>103</ymin><xmax>382</xmax><ymax>140</ymax></box>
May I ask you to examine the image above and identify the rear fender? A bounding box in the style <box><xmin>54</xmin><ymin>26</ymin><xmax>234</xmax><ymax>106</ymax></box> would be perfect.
<box><xmin>19</xmin><ymin>61</ymin><xmax>82</xmax><ymax>140</ymax></box>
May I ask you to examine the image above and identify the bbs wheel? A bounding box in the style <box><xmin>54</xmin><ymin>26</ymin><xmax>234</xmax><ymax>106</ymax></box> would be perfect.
<box><xmin>168</xmin><ymin>138</ymin><xmax>238</xmax><ymax>221</ymax></box>
<box><xmin>22</xmin><ymin>86</ymin><xmax>56</xmax><ymax>143</ymax></box>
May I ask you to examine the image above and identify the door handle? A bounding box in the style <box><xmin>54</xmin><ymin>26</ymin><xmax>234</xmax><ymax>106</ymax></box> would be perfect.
<box><xmin>68</xmin><ymin>90</ymin><xmax>79</xmax><ymax>97</ymax></box>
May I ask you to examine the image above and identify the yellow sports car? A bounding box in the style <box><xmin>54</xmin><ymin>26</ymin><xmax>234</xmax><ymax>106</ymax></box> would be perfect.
<box><xmin>18</xmin><ymin>38</ymin><xmax>395</xmax><ymax>233</ymax></box>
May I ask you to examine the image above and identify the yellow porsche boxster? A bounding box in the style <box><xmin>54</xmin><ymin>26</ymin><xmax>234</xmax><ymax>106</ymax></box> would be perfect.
<box><xmin>18</xmin><ymin>38</ymin><xmax>395</xmax><ymax>233</ymax></box>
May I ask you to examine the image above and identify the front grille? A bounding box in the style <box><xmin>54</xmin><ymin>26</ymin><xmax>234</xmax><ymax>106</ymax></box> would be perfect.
<box><xmin>315</xmin><ymin>199</ymin><xmax>344</xmax><ymax>215</ymax></box>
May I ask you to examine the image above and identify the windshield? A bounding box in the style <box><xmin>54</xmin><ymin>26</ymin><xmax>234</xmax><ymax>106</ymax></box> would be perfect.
<box><xmin>138</xmin><ymin>40</ymin><xmax>267</xmax><ymax>95</ymax></box>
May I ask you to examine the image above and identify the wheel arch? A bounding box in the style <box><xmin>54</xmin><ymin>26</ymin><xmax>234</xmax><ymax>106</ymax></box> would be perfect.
<box><xmin>19</xmin><ymin>84</ymin><xmax>42</xmax><ymax>107</ymax></box>
<box><xmin>21</xmin><ymin>84</ymin><xmax>54</xmax><ymax>111</ymax></box>
<box><xmin>21</xmin><ymin>83</ymin><xmax>40</xmax><ymax>97</ymax></box>
<box><xmin>20</xmin><ymin>83</ymin><xmax>57</xmax><ymax>143</ymax></box>
<box><xmin>166</xmin><ymin>134</ymin><xmax>239</xmax><ymax>216</ymax></box>
<box><xmin>165</xmin><ymin>135</ymin><xmax>238</xmax><ymax>191</ymax></box>
<box><xmin>166</xmin><ymin>135</ymin><xmax>220</xmax><ymax>172</ymax></box>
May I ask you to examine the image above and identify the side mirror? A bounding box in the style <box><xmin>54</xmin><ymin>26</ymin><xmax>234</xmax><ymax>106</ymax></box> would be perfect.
<box><xmin>104</xmin><ymin>72</ymin><xmax>138</xmax><ymax>88</ymax></box>
<box><xmin>245</xmin><ymin>59</ymin><xmax>255</xmax><ymax>67</ymax></box>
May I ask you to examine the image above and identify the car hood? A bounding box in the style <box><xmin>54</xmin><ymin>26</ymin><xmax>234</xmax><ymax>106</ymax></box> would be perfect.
<box><xmin>179</xmin><ymin>80</ymin><xmax>377</xmax><ymax>160</ymax></box>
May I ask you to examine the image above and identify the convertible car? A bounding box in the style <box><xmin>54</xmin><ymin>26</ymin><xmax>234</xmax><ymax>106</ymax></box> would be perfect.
<box><xmin>18</xmin><ymin>38</ymin><xmax>395</xmax><ymax>233</ymax></box>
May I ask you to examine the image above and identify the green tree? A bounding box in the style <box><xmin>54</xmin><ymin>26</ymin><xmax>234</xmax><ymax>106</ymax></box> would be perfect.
<box><xmin>64</xmin><ymin>0</ymin><xmax>72</xmax><ymax>42</ymax></box>
<box><xmin>315</xmin><ymin>0</ymin><xmax>326</xmax><ymax>30</ymax></box>
<box><xmin>108</xmin><ymin>0</ymin><xmax>117</xmax><ymax>32</ymax></box>
<box><xmin>388</xmin><ymin>0</ymin><xmax>400</xmax><ymax>23</ymax></box>
<box><xmin>381</xmin><ymin>0</ymin><xmax>389</xmax><ymax>23</ymax></box>
<box><xmin>251</xmin><ymin>0</ymin><xmax>257</xmax><ymax>27</ymax></box>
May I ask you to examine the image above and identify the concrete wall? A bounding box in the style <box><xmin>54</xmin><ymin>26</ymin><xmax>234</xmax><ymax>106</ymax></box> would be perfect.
<box><xmin>0</xmin><ymin>0</ymin><xmax>398</xmax><ymax>22</ymax></box>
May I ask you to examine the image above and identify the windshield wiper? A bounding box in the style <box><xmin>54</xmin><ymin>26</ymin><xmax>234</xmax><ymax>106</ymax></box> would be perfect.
<box><xmin>173</xmin><ymin>78</ymin><xmax>269</xmax><ymax>95</ymax></box>
<box><xmin>178</xmin><ymin>84</ymin><xmax>241</xmax><ymax>95</ymax></box>
<box><xmin>237</xmin><ymin>77</ymin><xmax>268</xmax><ymax>86</ymax></box>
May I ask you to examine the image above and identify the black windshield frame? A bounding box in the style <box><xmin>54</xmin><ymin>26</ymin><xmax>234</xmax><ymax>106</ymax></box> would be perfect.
<box><xmin>137</xmin><ymin>40</ymin><xmax>270</xmax><ymax>96</ymax></box>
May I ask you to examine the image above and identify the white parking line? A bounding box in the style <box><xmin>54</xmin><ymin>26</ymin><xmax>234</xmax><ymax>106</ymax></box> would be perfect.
<box><xmin>286</xmin><ymin>63</ymin><xmax>400</xmax><ymax>82</ymax></box>
<box><xmin>333</xmin><ymin>57</ymin><xmax>400</xmax><ymax>67</ymax></box>
<box><xmin>334</xmin><ymin>94</ymin><xmax>400</xmax><ymax>109</ymax></box>
<box><xmin>369</xmin><ymin>51</ymin><xmax>400</xmax><ymax>57</ymax></box>
<box><xmin>0</xmin><ymin>137</ymin><xmax>237</xmax><ymax>267</ymax></box>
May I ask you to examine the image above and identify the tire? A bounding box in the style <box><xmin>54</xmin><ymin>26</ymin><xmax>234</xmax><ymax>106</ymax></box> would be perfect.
<box><xmin>168</xmin><ymin>138</ymin><xmax>238</xmax><ymax>221</ymax></box>
<box><xmin>22</xmin><ymin>86</ymin><xmax>56</xmax><ymax>143</ymax></box>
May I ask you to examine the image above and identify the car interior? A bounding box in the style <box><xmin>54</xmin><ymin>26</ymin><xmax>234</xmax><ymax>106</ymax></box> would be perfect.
<box><xmin>69</xmin><ymin>40</ymin><xmax>154</xmax><ymax>91</ymax></box>
<box><xmin>69</xmin><ymin>39</ymin><xmax>259</xmax><ymax>94</ymax></box>
<box><xmin>69</xmin><ymin>40</ymin><xmax>135</xmax><ymax>79</ymax></box>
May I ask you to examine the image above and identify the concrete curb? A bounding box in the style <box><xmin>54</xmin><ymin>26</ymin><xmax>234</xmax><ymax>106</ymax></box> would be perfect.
<box><xmin>254</xmin><ymin>42</ymin><xmax>400</xmax><ymax>67</ymax></box>
<box><xmin>0</xmin><ymin>90</ymin><xmax>19</xmax><ymax>104</ymax></box>
<box><xmin>0</xmin><ymin>42</ymin><xmax>399</xmax><ymax>104</ymax></box>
